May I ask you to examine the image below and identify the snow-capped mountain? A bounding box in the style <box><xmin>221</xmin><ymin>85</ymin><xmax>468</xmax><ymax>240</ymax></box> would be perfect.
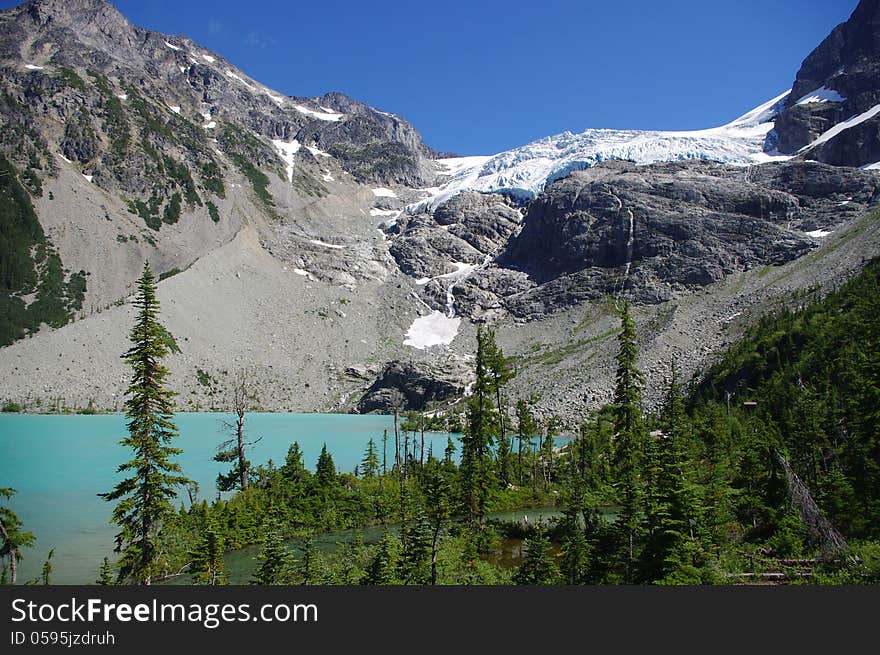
<box><xmin>421</xmin><ymin>91</ymin><xmax>792</xmax><ymax>208</ymax></box>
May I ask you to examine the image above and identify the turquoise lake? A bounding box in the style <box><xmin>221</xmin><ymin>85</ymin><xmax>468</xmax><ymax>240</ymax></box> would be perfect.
<box><xmin>0</xmin><ymin>413</ymin><xmax>457</xmax><ymax>584</ymax></box>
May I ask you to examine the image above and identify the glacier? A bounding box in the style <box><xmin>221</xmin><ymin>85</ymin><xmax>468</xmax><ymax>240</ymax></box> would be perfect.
<box><xmin>418</xmin><ymin>91</ymin><xmax>792</xmax><ymax>209</ymax></box>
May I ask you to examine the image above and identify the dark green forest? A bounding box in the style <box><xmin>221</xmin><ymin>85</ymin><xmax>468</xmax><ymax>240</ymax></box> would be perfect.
<box><xmin>3</xmin><ymin>257</ymin><xmax>879</xmax><ymax>586</ymax></box>
<box><xmin>0</xmin><ymin>157</ymin><xmax>87</xmax><ymax>346</ymax></box>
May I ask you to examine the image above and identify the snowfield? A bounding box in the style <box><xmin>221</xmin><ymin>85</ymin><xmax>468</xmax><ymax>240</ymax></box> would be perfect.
<box><xmin>413</xmin><ymin>91</ymin><xmax>792</xmax><ymax>209</ymax></box>
<box><xmin>403</xmin><ymin>311</ymin><xmax>461</xmax><ymax>350</ymax></box>
<box><xmin>294</xmin><ymin>105</ymin><xmax>344</xmax><ymax>121</ymax></box>
<box><xmin>271</xmin><ymin>139</ymin><xmax>302</xmax><ymax>183</ymax></box>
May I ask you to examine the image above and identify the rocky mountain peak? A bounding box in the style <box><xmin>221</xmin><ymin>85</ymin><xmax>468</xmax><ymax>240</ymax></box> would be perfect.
<box><xmin>25</xmin><ymin>0</ymin><xmax>129</xmax><ymax>33</ymax></box>
<box><xmin>773</xmin><ymin>0</ymin><xmax>880</xmax><ymax>163</ymax></box>
<box><xmin>788</xmin><ymin>0</ymin><xmax>880</xmax><ymax>101</ymax></box>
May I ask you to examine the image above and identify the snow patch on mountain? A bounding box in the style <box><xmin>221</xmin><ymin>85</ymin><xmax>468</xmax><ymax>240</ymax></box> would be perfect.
<box><xmin>801</xmin><ymin>103</ymin><xmax>880</xmax><ymax>152</ymax></box>
<box><xmin>372</xmin><ymin>187</ymin><xmax>397</xmax><ymax>198</ymax></box>
<box><xmin>795</xmin><ymin>86</ymin><xmax>846</xmax><ymax>105</ymax></box>
<box><xmin>306</xmin><ymin>144</ymin><xmax>332</xmax><ymax>158</ymax></box>
<box><xmin>294</xmin><ymin>105</ymin><xmax>344</xmax><ymax>122</ymax></box>
<box><xmin>309</xmin><ymin>239</ymin><xmax>344</xmax><ymax>250</ymax></box>
<box><xmin>403</xmin><ymin>311</ymin><xmax>461</xmax><ymax>350</ymax></box>
<box><xmin>225</xmin><ymin>70</ymin><xmax>255</xmax><ymax>91</ymax></box>
<box><xmin>271</xmin><ymin>139</ymin><xmax>301</xmax><ymax>182</ymax></box>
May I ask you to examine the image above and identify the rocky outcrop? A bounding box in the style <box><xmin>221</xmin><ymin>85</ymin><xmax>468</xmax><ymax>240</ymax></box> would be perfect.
<box><xmin>471</xmin><ymin>160</ymin><xmax>880</xmax><ymax>317</ymax></box>
<box><xmin>389</xmin><ymin>191</ymin><xmax>522</xmax><ymax>312</ymax></box>
<box><xmin>355</xmin><ymin>360</ymin><xmax>465</xmax><ymax>413</ymax></box>
<box><xmin>773</xmin><ymin>0</ymin><xmax>880</xmax><ymax>165</ymax></box>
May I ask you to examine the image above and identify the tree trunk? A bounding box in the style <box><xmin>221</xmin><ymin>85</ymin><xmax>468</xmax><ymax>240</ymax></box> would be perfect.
<box><xmin>518</xmin><ymin>436</ymin><xmax>523</xmax><ymax>485</ymax></box>
<box><xmin>0</xmin><ymin>518</ymin><xmax>16</xmax><ymax>585</ymax></box>
<box><xmin>431</xmin><ymin>521</ymin><xmax>441</xmax><ymax>586</ymax></box>
<box><xmin>237</xmin><ymin>407</ymin><xmax>247</xmax><ymax>490</ymax></box>
<box><xmin>394</xmin><ymin>410</ymin><xmax>400</xmax><ymax>473</ymax></box>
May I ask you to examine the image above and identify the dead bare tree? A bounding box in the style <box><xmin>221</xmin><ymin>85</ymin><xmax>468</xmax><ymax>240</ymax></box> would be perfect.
<box><xmin>215</xmin><ymin>375</ymin><xmax>261</xmax><ymax>492</ymax></box>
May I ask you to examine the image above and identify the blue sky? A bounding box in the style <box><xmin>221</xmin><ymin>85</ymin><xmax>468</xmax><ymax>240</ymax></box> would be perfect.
<box><xmin>5</xmin><ymin>0</ymin><xmax>859</xmax><ymax>154</ymax></box>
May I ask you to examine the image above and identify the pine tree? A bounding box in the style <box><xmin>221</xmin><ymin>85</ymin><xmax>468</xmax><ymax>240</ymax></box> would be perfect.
<box><xmin>38</xmin><ymin>548</ymin><xmax>54</xmax><ymax>585</ymax></box>
<box><xmin>0</xmin><ymin>487</ymin><xmax>35</xmax><ymax>585</ymax></box>
<box><xmin>484</xmin><ymin>329</ymin><xmax>513</xmax><ymax>486</ymax></box>
<box><xmin>96</xmin><ymin>557</ymin><xmax>115</xmax><ymax>585</ymax></box>
<box><xmin>514</xmin><ymin>531</ymin><xmax>560</xmax><ymax>585</ymax></box>
<box><xmin>611</xmin><ymin>302</ymin><xmax>647</xmax><ymax>582</ymax></box>
<box><xmin>252</xmin><ymin>525</ymin><xmax>294</xmax><ymax>585</ymax></box>
<box><xmin>315</xmin><ymin>443</ymin><xmax>337</xmax><ymax>488</ymax></box>
<box><xmin>642</xmin><ymin>363</ymin><xmax>706</xmax><ymax>583</ymax></box>
<box><xmin>99</xmin><ymin>262</ymin><xmax>190</xmax><ymax>585</ymax></box>
<box><xmin>515</xmin><ymin>400</ymin><xmax>538</xmax><ymax>487</ymax></box>
<box><xmin>361</xmin><ymin>438</ymin><xmax>380</xmax><ymax>479</ymax></box>
<box><xmin>281</xmin><ymin>442</ymin><xmax>308</xmax><ymax>484</ymax></box>
<box><xmin>362</xmin><ymin>532</ymin><xmax>398</xmax><ymax>585</ymax></box>
<box><xmin>560</xmin><ymin>509</ymin><xmax>591</xmax><ymax>584</ymax></box>
<box><xmin>298</xmin><ymin>536</ymin><xmax>319</xmax><ymax>584</ymax></box>
<box><xmin>190</xmin><ymin>517</ymin><xmax>227</xmax><ymax>585</ymax></box>
<box><xmin>399</xmin><ymin>509</ymin><xmax>432</xmax><ymax>584</ymax></box>
<box><xmin>423</xmin><ymin>456</ymin><xmax>453</xmax><ymax>585</ymax></box>
<box><xmin>460</xmin><ymin>326</ymin><xmax>501</xmax><ymax>526</ymax></box>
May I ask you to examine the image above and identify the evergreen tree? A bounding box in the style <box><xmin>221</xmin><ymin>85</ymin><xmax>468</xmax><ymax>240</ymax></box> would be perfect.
<box><xmin>514</xmin><ymin>531</ymin><xmax>560</xmax><ymax>585</ymax></box>
<box><xmin>252</xmin><ymin>525</ymin><xmax>294</xmax><ymax>585</ymax></box>
<box><xmin>39</xmin><ymin>548</ymin><xmax>54</xmax><ymax>585</ymax></box>
<box><xmin>0</xmin><ymin>487</ymin><xmax>35</xmax><ymax>585</ymax></box>
<box><xmin>444</xmin><ymin>436</ymin><xmax>456</xmax><ymax>467</ymax></box>
<box><xmin>515</xmin><ymin>400</ymin><xmax>538</xmax><ymax>487</ymax></box>
<box><xmin>315</xmin><ymin>443</ymin><xmax>337</xmax><ymax>488</ymax></box>
<box><xmin>281</xmin><ymin>442</ymin><xmax>308</xmax><ymax>484</ymax></box>
<box><xmin>611</xmin><ymin>302</ymin><xmax>647</xmax><ymax>582</ymax></box>
<box><xmin>96</xmin><ymin>557</ymin><xmax>115</xmax><ymax>585</ymax></box>
<box><xmin>423</xmin><ymin>456</ymin><xmax>454</xmax><ymax>585</ymax></box>
<box><xmin>361</xmin><ymin>438</ymin><xmax>379</xmax><ymax>479</ymax></box>
<box><xmin>484</xmin><ymin>328</ymin><xmax>514</xmax><ymax>485</ymax></box>
<box><xmin>99</xmin><ymin>262</ymin><xmax>190</xmax><ymax>585</ymax></box>
<box><xmin>460</xmin><ymin>326</ymin><xmax>501</xmax><ymax>526</ymax></box>
<box><xmin>399</xmin><ymin>509</ymin><xmax>432</xmax><ymax>584</ymax></box>
<box><xmin>560</xmin><ymin>510</ymin><xmax>591</xmax><ymax>584</ymax></box>
<box><xmin>362</xmin><ymin>533</ymin><xmax>397</xmax><ymax>585</ymax></box>
<box><xmin>641</xmin><ymin>363</ymin><xmax>706</xmax><ymax>583</ymax></box>
<box><xmin>298</xmin><ymin>536</ymin><xmax>319</xmax><ymax>584</ymax></box>
<box><xmin>190</xmin><ymin>517</ymin><xmax>227</xmax><ymax>585</ymax></box>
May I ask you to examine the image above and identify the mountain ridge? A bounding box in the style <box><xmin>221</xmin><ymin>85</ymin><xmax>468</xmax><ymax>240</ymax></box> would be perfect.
<box><xmin>1</xmin><ymin>0</ymin><xmax>879</xmax><ymax>423</ymax></box>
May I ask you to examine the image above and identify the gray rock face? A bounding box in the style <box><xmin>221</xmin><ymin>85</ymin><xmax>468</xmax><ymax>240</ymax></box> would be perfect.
<box><xmin>0</xmin><ymin>0</ymin><xmax>436</xmax><ymax>194</ymax></box>
<box><xmin>389</xmin><ymin>191</ymin><xmax>522</xmax><ymax>312</ymax></box>
<box><xmin>356</xmin><ymin>360</ymin><xmax>464</xmax><ymax>413</ymax></box>
<box><xmin>773</xmin><ymin>0</ymin><xmax>880</xmax><ymax>165</ymax></box>
<box><xmin>471</xmin><ymin>160</ymin><xmax>880</xmax><ymax>317</ymax></box>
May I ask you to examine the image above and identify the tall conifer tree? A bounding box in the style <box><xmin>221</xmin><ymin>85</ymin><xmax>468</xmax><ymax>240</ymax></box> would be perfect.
<box><xmin>611</xmin><ymin>302</ymin><xmax>647</xmax><ymax>582</ymax></box>
<box><xmin>100</xmin><ymin>262</ymin><xmax>190</xmax><ymax>585</ymax></box>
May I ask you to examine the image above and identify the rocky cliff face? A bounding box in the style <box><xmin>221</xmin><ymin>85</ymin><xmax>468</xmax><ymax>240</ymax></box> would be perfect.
<box><xmin>393</xmin><ymin>160</ymin><xmax>880</xmax><ymax>322</ymax></box>
<box><xmin>774</xmin><ymin>0</ymin><xmax>880</xmax><ymax>166</ymax></box>
<box><xmin>356</xmin><ymin>360</ymin><xmax>467</xmax><ymax>414</ymax></box>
